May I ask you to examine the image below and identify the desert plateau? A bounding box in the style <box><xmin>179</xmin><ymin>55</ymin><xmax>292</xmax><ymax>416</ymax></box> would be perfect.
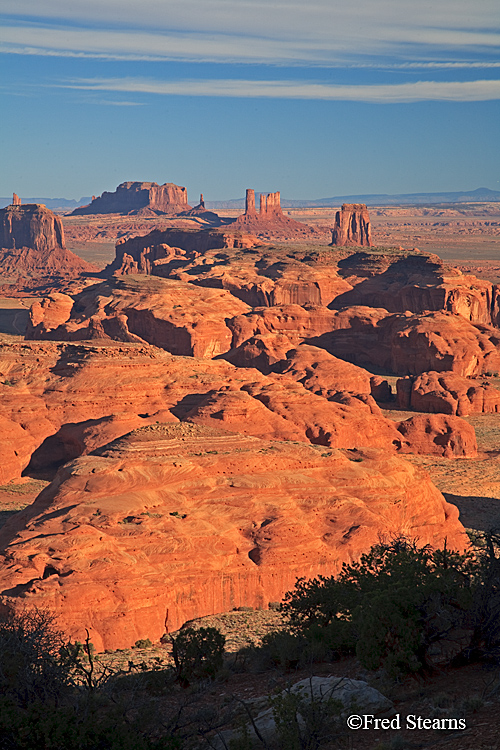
<box><xmin>1</xmin><ymin>181</ymin><xmax>500</xmax><ymax>748</ymax></box>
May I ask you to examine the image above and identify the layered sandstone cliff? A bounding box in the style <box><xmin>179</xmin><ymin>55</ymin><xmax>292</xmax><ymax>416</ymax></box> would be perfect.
<box><xmin>71</xmin><ymin>181</ymin><xmax>191</xmax><ymax>216</ymax></box>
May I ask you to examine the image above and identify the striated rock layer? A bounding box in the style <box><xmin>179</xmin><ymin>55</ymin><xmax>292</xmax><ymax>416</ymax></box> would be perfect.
<box><xmin>0</xmin><ymin>424</ymin><xmax>468</xmax><ymax>651</ymax></box>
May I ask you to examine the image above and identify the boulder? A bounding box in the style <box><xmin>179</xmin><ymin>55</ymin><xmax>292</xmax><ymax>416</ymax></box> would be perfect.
<box><xmin>397</xmin><ymin>414</ymin><xmax>478</xmax><ymax>458</ymax></box>
<box><xmin>216</xmin><ymin>676</ymin><xmax>393</xmax><ymax>748</ymax></box>
<box><xmin>0</xmin><ymin>424</ymin><xmax>467</xmax><ymax>650</ymax></box>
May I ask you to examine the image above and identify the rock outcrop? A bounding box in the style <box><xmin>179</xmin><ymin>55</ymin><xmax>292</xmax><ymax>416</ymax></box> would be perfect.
<box><xmin>0</xmin><ymin>203</ymin><xmax>96</xmax><ymax>279</ymax></box>
<box><xmin>12</xmin><ymin>193</ymin><xmax>21</xmax><ymax>206</ymax></box>
<box><xmin>331</xmin><ymin>204</ymin><xmax>372</xmax><ymax>246</ymax></box>
<box><xmin>0</xmin><ymin>423</ymin><xmax>467</xmax><ymax>650</ymax></box>
<box><xmin>396</xmin><ymin>414</ymin><xmax>478</xmax><ymax>458</ymax></box>
<box><xmin>397</xmin><ymin>371</ymin><xmax>500</xmax><ymax>415</ymax></box>
<box><xmin>310</xmin><ymin>309</ymin><xmax>500</xmax><ymax>377</ymax></box>
<box><xmin>106</xmin><ymin>239</ymin><xmax>500</xmax><ymax>327</ymax></box>
<box><xmin>107</xmin><ymin>227</ymin><xmax>259</xmax><ymax>276</ymax></box>
<box><xmin>27</xmin><ymin>275</ymin><xmax>250</xmax><ymax>358</ymax></box>
<box><xmin>70</xmin><ymin>181</ymin><xmax>191</xmax><ymax>216</ymax></box>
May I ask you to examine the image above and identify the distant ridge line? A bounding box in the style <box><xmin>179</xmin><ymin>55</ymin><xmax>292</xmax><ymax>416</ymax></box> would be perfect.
<box><xmin>207</xmin><ymin>187</ymin><xmax>500</xmax><ymax>209</ymax></box>
<box><xmin>1</xmin><ymin>187</ymin><xmax>499</xmax><ymax>211</ymax></box>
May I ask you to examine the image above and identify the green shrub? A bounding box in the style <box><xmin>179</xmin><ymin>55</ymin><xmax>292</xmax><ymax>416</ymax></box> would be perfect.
<box><xmin>170</xmin><ymin>626</ymin><xmax>225</xmax><ymax>685</ymax></box>
<box><xmin>0</xmin><ymin>608</ymin><xmax>71</xmax><ymax>706</ymax></box>
<box><xmin>281</xmin><ymin>538</ymin><xmax>481</xmax><ymax>676</ymax></box>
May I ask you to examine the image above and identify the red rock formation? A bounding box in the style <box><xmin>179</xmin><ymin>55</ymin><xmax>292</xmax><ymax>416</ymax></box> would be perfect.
<box><xmin>397</xmin><ymin>371</ymin><xmax>500</xmax><ymax>416</ymax></box>
<box><xmin>12</xmin><ymin>193</ymin><xmax>21</xmax><ymax>206</ymax></box>
<box><xmin>26</xmin><ymin>276</ymin><xmax>250</xmax><ymax>358</ymax></box>
<box><xmin>0</xmin><ymin>340</ymin><xmax>255</xmax><ymax>483</ymax></box>
<box><xmin>0</xmin><ymin>203</ymin><xmax>96</xmax><ymax>278</ymax></box>
<box><xmin>0</xmin><ymin>424</ymin><xmax>467</xmax><ymax>650</ymax></box>
<box><xmin>331</xmin><ymin>250</ymin><xmax>498</xmax><ymax>326</ymax></box>
<box><xmin>331</xmin><ymin>204</ymin><xmax>372</xmax><ymax>247</ymax></box>
<box><xmin>1</xmin><ymin>203</ymin><xmax>65</xmax><ymax>254</ymax></box>
<box><xmin>240</xmin><ymin>380</ymin><xmax>404</xmax><ymax>450</ymax></box>
<box><xmin>231</xmin><ymin>189</ymin><xmax>320</xmax><ymax>239</ymax></box>
<box><xmin>397</xmin><ymin>414</ymin><xmax>477</xmax><ymax>458</ymax></box>
<box><xmin>106</xmin><ymin>238</ymin><xmax>500</xmax><ymax>327</ymax></box>
<box><xmin>107</xmin><ymin>227</ymin><xmax>258</xmax><ymax>276</ymax></box>
<box><xmin>70</xmin><ymin>181</ymin><xmax>191</xmax><ymax>216</ymax></box>
<box><xmin>310</xmin><ymin>308</ymin><xmax>500</xmax><ymax>377</ymax></box>
<box><xmin>245</xmin><ymin>188</ymin><xmax>256</xmax><ymax>215</ymax></box>
<box><xmin>221</xmin><ymin>338</ymin><xmax>387</xmax><ymax>401</ymax></box>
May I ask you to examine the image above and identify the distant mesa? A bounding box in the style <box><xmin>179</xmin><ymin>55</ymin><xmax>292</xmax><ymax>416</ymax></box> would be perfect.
<box><xmin>70</xmin><ymin>181</ymin><xmax>192</xmax><ymax>216</ymax></box>
<box><xmin>331</xmin><ymin>203</ymin><xmax>372</xmax><ymax>247</ymax></box>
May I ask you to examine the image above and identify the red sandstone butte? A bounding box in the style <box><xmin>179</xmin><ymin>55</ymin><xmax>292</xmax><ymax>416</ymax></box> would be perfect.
<box><xmin>71</xmin><ymin>181</ymin><xmax>191</xmax><ymax>216</ymax></box>
<box><xmin>397</xmin><ymin>371</ymin><xmax>500</xmax><ymax>416</ymax></box>
<box><xmin>0</xmin><ymin>203</ymin><xmax>96</xmax><ymax>278</ymax></box>
<box><xmin>331</xmin><ymin>203</ymin><xmax>372</xmax><ymax>247</ymax></box>
<box><xmin>0</xmin><ymin>423</ymin><xmax>467</xmax><ymax>651</ymax></box>
<box><xmin>231</xmin><ymin>189</ymin><xmax>319</xmax><ymax>238</ymax></box>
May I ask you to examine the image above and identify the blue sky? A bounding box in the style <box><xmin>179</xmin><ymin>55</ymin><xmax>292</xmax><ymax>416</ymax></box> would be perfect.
<box><xmin>1</xmin><ymin>0</ymin><xmax>499</xmax><ymax>201</ymax></box>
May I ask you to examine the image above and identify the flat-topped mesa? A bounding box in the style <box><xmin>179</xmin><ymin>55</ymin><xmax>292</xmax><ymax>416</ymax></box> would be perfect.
<box><xmin>70</xmin><ymin>181</ymin><xmax>191</xmax><ymax>216</ymax></box>
<box><xmin>1</xmin><ymin>202</ymin><xmax>65</xmax><ymax>253</ymax></box>
<box><xmin>331</xmin><ymin>203</ymin><xmax>372</xmax><ymax>247</ymax></box>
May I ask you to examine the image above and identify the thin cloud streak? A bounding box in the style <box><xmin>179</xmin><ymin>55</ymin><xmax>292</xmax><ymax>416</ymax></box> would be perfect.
<box><xmin>59</xmin><ymin>77</ymin><xmax>500</xmax><ymax>102</ymax></box>
<box><xmin>1</xmin><ymin>22</ymin><xmax>499</xmax><ymax>67</ymax></box>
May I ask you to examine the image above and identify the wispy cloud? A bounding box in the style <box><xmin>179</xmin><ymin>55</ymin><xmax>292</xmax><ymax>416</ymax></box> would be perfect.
<box><xmin>57</xmin><ymin>76</ymin><xmax>500</xmax><ymax>103</ymax></box>
<box><xmin>1</xmin><ymin>0</ymin><xmax>499</xmax><ymax>67</ymax></box>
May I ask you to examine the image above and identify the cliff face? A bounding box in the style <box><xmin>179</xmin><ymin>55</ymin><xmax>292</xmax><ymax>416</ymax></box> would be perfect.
<box><xmin>71</xmin><ymin>181</ymin><xmax>191</xmax><ymax>215</ymax></box>
<box><xmin>331</xmin><ymin>203</ymin><xmax>372</xmax><ymax>247</ymax></box>
<box><xmin>1</xmin><ymin>203</ymin><xmax>65</xmax><ymax>253</ymax></box>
